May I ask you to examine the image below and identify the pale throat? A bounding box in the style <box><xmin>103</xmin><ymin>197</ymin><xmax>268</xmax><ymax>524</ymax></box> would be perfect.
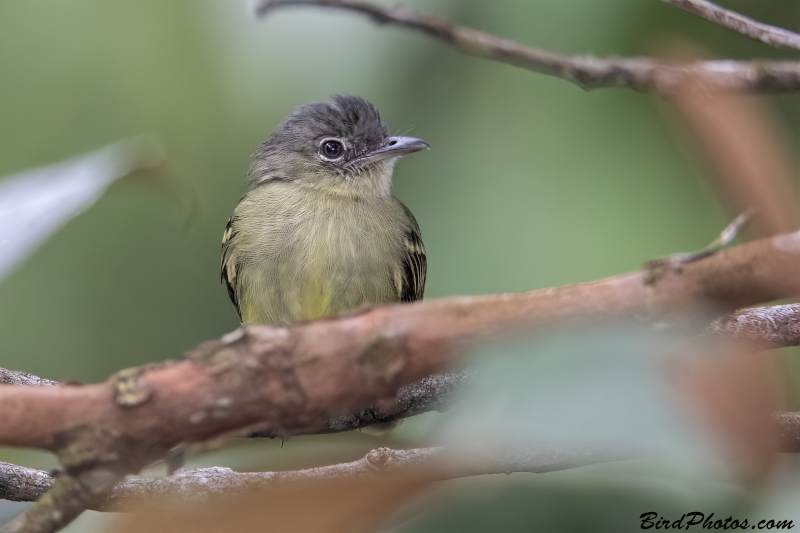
<box><xmin>319</xmin><ymin>160</ymin><xmax>397</xmax><ymax>199</ymax></box>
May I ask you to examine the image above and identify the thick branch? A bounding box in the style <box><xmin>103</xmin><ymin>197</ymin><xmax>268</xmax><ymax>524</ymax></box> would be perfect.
<box><xmin>0</xmin><ymin>365</ymin><xmax>467</xmax><ymax>440</ymax></box>
<box><xmin>251</xmin><ymin>371</ymin><xmax>470</xmax><ymax>438</ymax></box>
<box><xmin>2</xmin><ymin>305</ymin><xmax>795</xmax><ymax>442</ymax></box>
<box><xmin>3</xmin><ymin>305</ymin><xmax>796</xmax><ymax>441</ymax></box>
<box><xmin>260</xmin><ymin>302</ymin><xmax>799</xmax><ymax>437</ymax></box>
<box><xmin>0</xmin><ymin>232</ymin><xmax>796</xmax><ymax>456</ymax></box>
<box><xmin>0</xmin><ymin>231</ymin><xmax>797</xmax><ymax>533</ymax></box>
<box><xmin>253</xmin><ymin>0</ymin><xmax>800</xmax><ymax>93</ymax></box>
<box><xmin>662</xmin><ymin>0</ymin><xmax>800</xmax><ymax>51</ymax></box>
<box><xmin>5</xmin><ymin>299</ymin><xmax>797</xmax><ymax>439</ymax></box>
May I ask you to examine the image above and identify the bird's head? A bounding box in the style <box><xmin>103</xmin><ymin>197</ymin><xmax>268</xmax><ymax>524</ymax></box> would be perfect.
<box><xmin>248</xmin><ymin>95</ymin><xmax>428</xmax><ymax>197</ymax></box>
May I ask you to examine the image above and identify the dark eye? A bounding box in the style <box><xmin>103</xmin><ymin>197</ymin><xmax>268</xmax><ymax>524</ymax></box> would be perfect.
<box><xmin>320</xmin><ymin>140</ymin><xmax>344</xmax><ymax>159</ymax></box>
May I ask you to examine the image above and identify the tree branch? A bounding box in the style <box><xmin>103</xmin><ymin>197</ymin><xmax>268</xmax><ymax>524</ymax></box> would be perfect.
<box><xmin>252</xmin><ymin>0</ymin><xmax>800</xmax><ymax>93</ymax></box>
<box><xmin>2</xmin><ymin>304</ymin><xmax>794</xmax><ymax>449</ymax></box>
<box><xmin>706</xmin><ymin>304</ymin><xmax>800</xmax><ymax>350</ymax></box>
<box><xmin>0</xmin><ymin>368</ymin><xmax>58</xmax><ymax>387</ymax></box>
<box><xmin>0</xmin><ymin>445</ymin><xmax>622</xmax><ymax>510</ymax></box>
<box><xmin>774</xmin><ymin>412</ymin><xmax>800</xmax><ymax>453</ymax></box>
<box><xmin>0</xmin><ymin>232</ymin><xmax>796</xmax><ymax>454</ymax></box>
<box><xmin>0</xmin><ymin>463</ymin><xmax>52</xmax><ymax>503</ymax></box>
<box><xmin>0</xmin><ymin>231</ymin><xmax>797</xmax><ymax>532</ymax></box>
<box><xmin>0</xmin><ymin>365</ymin><xmax>469</xmax><ymax>440</ymax></box>
<box><xmin>250</xmin><ymin>371</ymin><xmax>471</xmax><ymax>438</ymax></box>
<box><xmin>1</xmin><ymin>470</ymin><xmax>122</xmax><ymax>533</ymax></box>
<box><xmin>4</xmin><ymin>411</ymin><xmax>799</xmax><ymax>509</ymax></box>
<box><xmin>2</xmin><ymin>303</ymin><xmax>795</xmax><ymax>442</ymax></box>
<box><xmin>661</xmin><ymin>0</ymin><xmax>800</xmax><ymax>51</ymax></box>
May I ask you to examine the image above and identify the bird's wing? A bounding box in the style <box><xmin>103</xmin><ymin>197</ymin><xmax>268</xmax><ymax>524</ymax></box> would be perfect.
<box><xmin>220</xmin><ymin>216</ymin><xmax>242</xmax><ymax>321</ymax></box>
<box><xmin>398</xmin><ymin>205</ymin><xmax>427</xmax><ymax>303</ymax></box>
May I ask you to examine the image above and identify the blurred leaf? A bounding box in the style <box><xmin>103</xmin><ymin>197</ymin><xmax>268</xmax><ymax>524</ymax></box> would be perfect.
<box><xmin>386</xmin><ymin>323</ymin><xmax>788</xmax><ymax>532</ymax></box>
<box><xmin>0</xmin><ymin>136</ymin><xmax>163</xmax><ymax>281</ymax></box>
<box><xmin>440</xmin><ymin>325</ymin><xmax>702</xmax><ymax>458</ymax></box>
<box><xmin>437</xmin><ymin>321</ymin><xmax>784</xmax><ymax>484</ymax></box>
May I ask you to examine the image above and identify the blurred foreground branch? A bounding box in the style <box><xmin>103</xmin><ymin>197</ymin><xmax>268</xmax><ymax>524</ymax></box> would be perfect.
<box><xmin>661</xmin><ymin>0</ymin><xmax>800</xmax><ymax>51</ymax></box>
<box><xmin>669</xmin><ymin>80</ymin><xmax>800</xmax><ymax>236</ymax></box>
<box><xmin>253</xmin><ymin>0</ymin><xmax>800</xmax><ymax>93</ymax></box>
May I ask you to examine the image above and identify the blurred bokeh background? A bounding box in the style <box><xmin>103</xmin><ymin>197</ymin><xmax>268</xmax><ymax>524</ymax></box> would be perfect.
<box><xmin>0</xmin><ymin>1</ymin><xmax>797</xmax><ymax>531</ymax></box>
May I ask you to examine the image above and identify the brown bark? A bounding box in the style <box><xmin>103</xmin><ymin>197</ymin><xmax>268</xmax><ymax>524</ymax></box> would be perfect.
<box><xmin>0</xmin><ymin>231</ymin><xmax>796</xmax><ymax>458</ymax></box>
<box><xmin>0</xmin><ymin>231</ymin><xmax>797</xmax><ymax>533</ymax></box>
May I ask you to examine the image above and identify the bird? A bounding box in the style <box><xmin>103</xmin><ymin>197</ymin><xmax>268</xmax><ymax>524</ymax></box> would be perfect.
<box><xmin>221</xmin><ymin>95</ymin><xmax>428</xmax><ymax>326</ymax></box>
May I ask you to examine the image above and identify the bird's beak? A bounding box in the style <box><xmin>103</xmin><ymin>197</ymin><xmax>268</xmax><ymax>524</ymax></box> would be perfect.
<box><xmin>346</xmin><ymin>136</ymin><xmax>429</xmax><ymax>167</ymax></box>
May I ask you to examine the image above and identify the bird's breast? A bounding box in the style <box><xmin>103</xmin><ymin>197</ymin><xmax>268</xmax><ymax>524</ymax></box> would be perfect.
<box><xmin>236</xmin><ymin>187</ymin><xmax>406</xmax><ymax>324</ymax></box>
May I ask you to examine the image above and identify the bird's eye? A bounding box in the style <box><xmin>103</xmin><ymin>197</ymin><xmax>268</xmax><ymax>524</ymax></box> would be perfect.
<box><xmin>320</xmin><ymin>140</ymin><xmax>344</xmax><ymax>160</ymax></box>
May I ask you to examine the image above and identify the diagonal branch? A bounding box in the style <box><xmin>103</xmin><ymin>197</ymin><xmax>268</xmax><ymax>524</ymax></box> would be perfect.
<box><xmin>0</xmin><ymin>232</ymin><xmax>800</xmax><ymax>448</ymax></box>
<box><xmin>0</xmin><ymin>231</ymin><xmax>797</xmax><ymax>532</ymax></box>
<box><xmin>0</xmin><ymin>304</ymin><xmax>796</xmax><ymax>444</ymax></box>
<box><xmin>252</xmin><ymin>0</ymin><xmax>800</xmax><ymax>93</ymax></box>
<box><xmin>0</xmin><ymin>232</ymin><xmax>797</xmax><ymax>454</ymax></box>
<box><xmin>661</xmin><ymin>0</ymin><xmax>800</xmax><ymax>51</ymax></box>
<box><xmin>1</xmin><ymin>303</ymin><xmax>795</xmax><ymax>443</ymax></box>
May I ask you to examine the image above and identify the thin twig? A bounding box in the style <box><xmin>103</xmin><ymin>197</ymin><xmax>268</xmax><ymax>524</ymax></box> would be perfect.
<box><xmin>0</xmin><ymin>445</ymin><xmax>621</xmax><ymax>510</ymax></box>
<box><xmin>3</xmin><ymin>411</ymin><xmax>799</xmax><ymax>509</ymax></box>
<box><xmin>252</xmin><ymin>0</ymin><xmax>800</xmax><ymax>93</ymax></box>
<box><xmin>661</xmin><ymin>0</ymin><xmax>800</xmax><ymax>51</ymax></box>
<box><xmin>669</xmin><ymin>210</ymin><xmax>751</xmax><ymax>264</ymax></box>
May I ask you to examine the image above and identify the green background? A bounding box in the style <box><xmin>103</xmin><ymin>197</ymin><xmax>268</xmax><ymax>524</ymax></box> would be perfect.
<box><xmin>0</xmin><ymin>1</ymin><xmax>797</xmax><ymax>530</ymax></box>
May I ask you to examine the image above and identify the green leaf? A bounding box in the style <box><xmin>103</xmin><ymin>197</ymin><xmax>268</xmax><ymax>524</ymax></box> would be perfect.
<box><xmin>0</xmin><ymin>136</ymin><xmax>163</xmax><ymax>281</ymax></box>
